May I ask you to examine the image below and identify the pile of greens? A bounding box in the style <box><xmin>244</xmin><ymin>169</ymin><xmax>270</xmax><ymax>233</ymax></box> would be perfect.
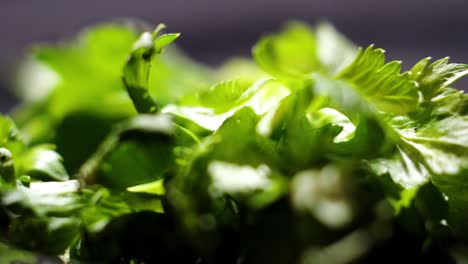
<box><xmin>1</xmin><ymin>21</ymin><xmax>468</xmax><ymax>263</ymax></box>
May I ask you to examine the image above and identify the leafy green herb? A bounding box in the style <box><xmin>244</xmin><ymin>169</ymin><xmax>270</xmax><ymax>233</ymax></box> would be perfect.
<box><xmin>0</xmin><ymin>21</ymin><xmax>467</xmax><ymax>263</ymax></box>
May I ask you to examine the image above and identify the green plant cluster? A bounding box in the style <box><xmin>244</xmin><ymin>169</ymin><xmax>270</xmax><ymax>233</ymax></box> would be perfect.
<box><xmin>0</xmin><ymin>21</ymin><xmax>468</xmax><ymax>263</ymax></box>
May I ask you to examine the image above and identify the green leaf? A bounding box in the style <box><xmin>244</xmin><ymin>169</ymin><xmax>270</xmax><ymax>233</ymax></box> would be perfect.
<box><xmin>0</xmin><ymin>115</ymin><xmax>26</xmax><ymax>160</ymax></box>
<box><xmin>208</xmin><ymin>107</ymin><xmax>270</xmax><ymax>165</ymax></box>
<box><xmin>0</xmin><ymin>180</ymin><xmax>83</xmax><ymax>254</ymax></box>
<box><xmin>253</xmin><ymin>22</ymin><xmax>320</xmax><ymax>79</ymax></box>
<box><xmin>371</xmin><ymin>84</ymin><xmax>468</xmax><ymax>238</ymax></box>
<box><xmin>162</xmin><ymin>78</ymin><xmax>290</xmax><ymax>131</ymax></box>
<box><xmin>2</xmin><ymin>180</ymin><xmax>82</xmax><ymax>216</ymax></box>
<box><xmin>216</xmin><ymin>58</ymin><xmax>266</xmax><ymax>86</ymax></box>
<box><xmin>13</xmin><ymin>24</ymin><xmax>140</xmax><ymax>172</ymax></box>
<box><xmin>79</xmin><ymin>187</ymin><xmax>131</xmax><ymax>233</ymax></box>
<box><xmin>121</xmin><ymin>192</ymin><xmax>165</xmax><ymax>213</ymax></box>
<box><xmin>426</xmin><ymin>87</ymin><xmax>468</xmax><ymax>117</ymax></box>
<box><xmin>34</xmin><ymin>24</ymin><xmax>138</xmax><ymax>118</ymax></box>
<box><xmin>22</xmin><ymin>145</ymin><xmax>69</xmax><ymax>181</ymax></box>
<box><xmin>53</xmin><ymin>113</ymin><xmax>121</xmax><ymax>174</ymax></box>
<box><xmin>258</xmin><ymin>88</ymin><xmax>341</xmax><ymax>170</ymax></box>
<box><xmin>147</xmin><ymin>46</ymin><xmax>214</xmax><ymax>106</ymax></box>
<box><xmin>307</xmin><ymin>107</ymin><xmax>357</xmax><ymax>143</ymax></box>
<box><xmin>77</xmin><ymin>114</ymin><xmax>175</xmax><ymax>187</ymax></box>
<box><xmin>96</xmin><ymin>139</ymin><xmax>173</xmax><ymax>192</ymax></box>
<box><xmin>386</xmin><ymin>114</ymin><xmax>468</xmax><ymax>176</ymax></box>
<box><xmin>123</xmin><ymin>25</ymin><xmax>181</xmax><ymax>114</ymax></box>
<box><xmin>126</xmin><ymin>179</ymin><xmax>165</xmax><ymax>195</ymax></box>
<box><xmin>198</xmin><ymin>80</ymin><xmax>250</xmax><ymax>113</ymax></box>
<box><xmin>0</xmin><ymin>148</ymin><xmax>15</xmax><ymax>184</ymax></box>
<box><xmin>370</xmin><ymin>146</ymin><xmax>429</xmax><ymax>189</ymax></box>
<box><xmin>411</xmin><ymin>57</ymin><xmax>468</xmax><ymax>98</ymax></box>
<box><xmin>0</xmin><ymin>116</ymin><xmax>25</xmax><ymax>184</ymax></box>
<box><xmin>252</xmin><ymin>22</ymin><xmax>357</xmax><ymax>81</ymax></box>
<box><xmin>336</xmin><ymin>45</ymin><xmax>419</xmax><ymax>114</ymax></box>
<box><xmin>311</xmin><ymin>73</ymin><xmax>372</xmax><ymax>122</ymax></box>
<box><xmin>431</xmin><ymin>168</ymin><xmax>468</xmax><ymax>240</ymax></box>
<box><xmin>154</xmin><ymin>33</ymin><xmax>180</xmax><ymax>52</ymax></box>
<box><xmin>316</xmin><ymin>22</ymin><xmax>358</xmax><ymax>74</ymax></box>
<box><xmin>0</xmin><ymin>115</ymin><xmax>20</xmax><ymax>144</ymax></box>
<box><xmin>122</xmin><ymin>34</ymin><xmax>159</xmax><ymax>114</ymax></box>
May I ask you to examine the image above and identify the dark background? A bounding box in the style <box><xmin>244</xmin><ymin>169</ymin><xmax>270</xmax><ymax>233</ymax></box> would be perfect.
<box><xmin>1</xmin><ymin>0</ymin><xmax>468</xmax><ymax>112</ymax></box>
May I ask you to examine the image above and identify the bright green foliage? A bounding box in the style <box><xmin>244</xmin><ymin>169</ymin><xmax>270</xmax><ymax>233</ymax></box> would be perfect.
<box><xmin>253</xmin><ymin>22</ymin><xmax>320</xmax><ymax>79</ymax></box>
<box><xmin>0</xmin><ymin>21</ymin><xmax>467</xmax><ymax>263</ymax></box>
<box><xmin>17</xmin><ymin>24</ymin><xmax>138</xmax><ymax>123</ymax></box>
<box><xmin>21</xmin><ymin>145</ymin><xmax>69</xmax><ymax>181</ymax></box>
<box><xmin>336</xmin><ymin>45</ymin><xmax>419</xmax><ymax>114</ymax></box>
<box><xmin>410</xmin><ymin>57</ymin><xmax>468</xmax><ymax>98</ymax></box>
<box><xmin>122</xmin><ymin>25</ymin><xmax>179</xmax><ymax>113</ymax></box>
<box><xmin>315</xmin><ymin>23</ymin><xmax>357</xmax><ymax>74</ymax></box>
<box><xmin>252</xmin><ymin>22</ymin><xmax>357</xmax><ymax>84</ymax></box>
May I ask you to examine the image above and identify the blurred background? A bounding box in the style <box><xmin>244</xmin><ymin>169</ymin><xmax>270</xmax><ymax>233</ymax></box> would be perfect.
<box><xmin>1</xmin><ymin>0</ymin><xmax>467</xmax><ymax>112</ymax></box>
